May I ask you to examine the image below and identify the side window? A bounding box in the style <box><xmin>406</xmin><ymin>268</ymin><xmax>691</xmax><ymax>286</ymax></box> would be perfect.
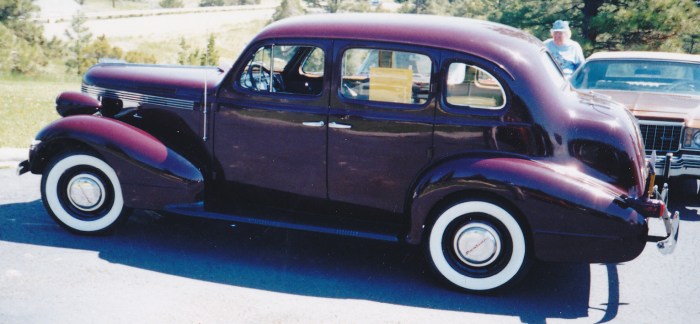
<box><xmin>340</xmin><ymin>48</ymin><xmax>432</xmax><ymax>104</ymax></box>
<box><xmin>239</xmin><ymin>45</ymin><xmax>324</xmax><ymax>95</ymax></box>
<box><xmin>301</xmin><ymin>47</ymin><xmax>324</xmax><ymax>76</ymax></box>
<box><xmin>445</xmin><ymin>63</ymin><xmax>506</xmax><ymax>109</ymax></box>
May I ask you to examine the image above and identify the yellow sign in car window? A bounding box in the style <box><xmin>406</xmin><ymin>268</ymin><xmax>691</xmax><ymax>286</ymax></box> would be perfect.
<box><xmin>369</xmin><ymin>67</ymin><xmax>413</xmax><ymax>104</ymax></box>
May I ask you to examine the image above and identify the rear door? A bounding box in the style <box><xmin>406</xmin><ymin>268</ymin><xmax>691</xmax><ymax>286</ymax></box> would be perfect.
<box><xmin>327</xmin><ymin>41</ymin><xmax>437</xmax><ymax>213</ymax></box>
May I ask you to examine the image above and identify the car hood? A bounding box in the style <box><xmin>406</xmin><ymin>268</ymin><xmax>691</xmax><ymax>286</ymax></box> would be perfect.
<box><xmin>82</xmin><ymin>63</ymin><xmax>227</xmax><ymax>102</ymax></box>
<box><xmin>587</xmin><ymin>89</ymin><xmax>700</xmax><ymax>126</ymax></box>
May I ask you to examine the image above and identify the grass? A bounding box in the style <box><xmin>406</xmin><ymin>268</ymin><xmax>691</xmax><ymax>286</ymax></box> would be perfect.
<box><xmin>0</xmin><ymin>19</ymin><xmax>265</xmax><ymax>149</ymax></box>
<box><xmin>0</xmin><ymin>77</ymin><xmax>80</xmax><ymax>148</ymax></box>
<box><xmin>1</xmin><ymin>5</ymin><xmax>271</xmax><ymax>148</ymax></box>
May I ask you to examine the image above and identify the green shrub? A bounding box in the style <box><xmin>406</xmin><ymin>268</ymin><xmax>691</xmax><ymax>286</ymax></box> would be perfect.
<box><xmin>159</xmin><ymin>0</ymin><xmax>185</xmax><ymax>8</ymax></box>
<box><xmin>199</xmin><ymin>0</ymin><xmax>225</xmax><ymax>6</ymax></box>
<box><xmin>125</xmin><ymin>51</ymin><xmax>157</xmax><ymax>64</ymax></box>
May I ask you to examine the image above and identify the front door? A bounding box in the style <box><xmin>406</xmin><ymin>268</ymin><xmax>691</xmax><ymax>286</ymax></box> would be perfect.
<box><xmin>214</xmin><ymin>41</ymin><xmax>330</xmax><ymax>204</ymax></box>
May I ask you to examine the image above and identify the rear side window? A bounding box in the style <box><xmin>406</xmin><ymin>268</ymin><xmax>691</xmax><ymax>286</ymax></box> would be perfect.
<box><xmin>340</xmin><ymin>48</ymin><xmax>432</xmax><ymax>105</ymax></box>
<box><xmin>445</xmin><ymin>63</ymin><xmax>506</xmax><ymax>109</ymax></box>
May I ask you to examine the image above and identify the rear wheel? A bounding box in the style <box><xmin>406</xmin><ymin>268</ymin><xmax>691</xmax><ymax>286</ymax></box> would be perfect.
<box><xmin>41</xmin><ymin>152</ymin><xmax>129</xmax><ymax>234</ymax></box>
<box><xmin>426</xmin><ymin>200</ymin><xmax>530</xmax><ymax>293</ymax></box>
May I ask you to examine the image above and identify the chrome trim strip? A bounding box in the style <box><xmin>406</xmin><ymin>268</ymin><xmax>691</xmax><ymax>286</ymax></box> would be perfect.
<box><xmin>637</xmin><ymin>120</ymin><xmax>684</xmax><ymax>126</ymax></box>
<box><xmin>82</xmin><ymin>84</ymin><xmax>196</xmax><ymax>110</ymax></box>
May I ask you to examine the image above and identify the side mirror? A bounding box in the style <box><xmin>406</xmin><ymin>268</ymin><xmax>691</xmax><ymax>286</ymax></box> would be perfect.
<box><xmin>55</xmin><ymin>92</ymin><xmax>101</xmax><ymax>117</ymax></box>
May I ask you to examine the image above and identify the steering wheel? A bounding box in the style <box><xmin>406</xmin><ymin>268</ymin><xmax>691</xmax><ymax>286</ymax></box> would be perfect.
<box><xmin>666</xmin><ymin>80</ymin><xmax>697</xmax><ymax>92</ymax></box>
<box><xmin>246</xmin><ymin>61</ymin><xmax>271</xmax><ymax>91</ymax></box>
<box><xmin>245</xmin><ymin>61</ymin><xmax>286</xmax><ymax>92</ymax></box>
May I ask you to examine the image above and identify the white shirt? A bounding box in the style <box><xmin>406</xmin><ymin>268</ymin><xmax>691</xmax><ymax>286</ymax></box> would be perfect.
<box><xmin>544</xmin><ymin>39</ymin><xmax>585</xmax><ymax>76</ymax></box>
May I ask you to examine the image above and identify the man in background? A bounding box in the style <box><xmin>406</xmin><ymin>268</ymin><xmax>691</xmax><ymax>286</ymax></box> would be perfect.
<box><xmin>544</xmin><ymin>20</ymin><xmax>585</xmax><ymax>77</ymax></box>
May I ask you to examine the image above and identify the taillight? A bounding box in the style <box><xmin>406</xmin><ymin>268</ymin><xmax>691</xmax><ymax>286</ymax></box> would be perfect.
<box><xmin>627</xmin><ymin>197</ymin><xmax>665</xmax><ymax>218</ymax></box>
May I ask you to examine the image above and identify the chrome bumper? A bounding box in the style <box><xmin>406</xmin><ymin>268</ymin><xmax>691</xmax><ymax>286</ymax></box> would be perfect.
<box><xmin>16</xmin><ymin>160</ymin><xmax>29</xmax><ymax>176</ymax></box>
<box><xmin>646</xmin><ymin>182</ymin><xmax>679</xmax><ymax>255</ymax></box>
<box><xmin>650</xmin><ymin>152</ymin><xmax>700</xmax><ymax>178</ymax></box>
<box><xmin>656</xmin><ymin>210</ymin><xmax>680</xmax><ymax>255</ymax></box>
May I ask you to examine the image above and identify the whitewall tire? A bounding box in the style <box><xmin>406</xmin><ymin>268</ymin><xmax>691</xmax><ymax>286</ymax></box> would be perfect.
<box><xmin>41</xmin><ymin>152</ymin><xmax>129</xmax><ymax>234</ymax></box>
<box><xmin>426</xmin><ymin>201</ymin><xmax>529</xmax><ymax>293</ymax></box>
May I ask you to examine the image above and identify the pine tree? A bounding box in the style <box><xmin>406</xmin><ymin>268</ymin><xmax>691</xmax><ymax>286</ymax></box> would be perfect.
<box><xmin>272</xmin><ymin>0</ymin><xmax>304</xmax><ymax>22</ymax></box>
<box><xmin>65</xmin><ymin>12</ymin><xmax>94</xmax><ymax>75</ymax></box>
<box><xmin>177</xmin><ymin>37</ymin><xmax>192</xmax><ymax>65</ymax></box>
<box><xmin>0</xmin><ymin>0</ymin><xmax>48</xmax><ymax>75</ymax></box>
<box><xmin>493</xmin><ymin>0</ymin><xmax>700</xmax><ymax>54</ymax></box>
<box><xmin>201</xmin><ymin>34</ymin><xmax>220</xmax><ymax>66</ymax></box>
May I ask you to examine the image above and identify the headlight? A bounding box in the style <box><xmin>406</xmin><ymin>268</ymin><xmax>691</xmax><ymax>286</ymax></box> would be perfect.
<box><xmin>683</xmin><ymin>128</ymin><xmax>700</xmax><ymax>149</ymax></box>
<box><xmin>694</xmin><ymin>132</ymin><xmax>700</xmax><ymax>147</ymax></box>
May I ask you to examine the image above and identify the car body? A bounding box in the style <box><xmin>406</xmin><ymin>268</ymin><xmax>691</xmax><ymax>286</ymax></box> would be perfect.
<box><xmin>17</xmin><ymin>14</ymin><xmax>678</xmax><ymax>293</ymax></box>
<box><xmin>570</xmin><ymin>51</ymin><xmax>700</xmax><ymax>179</ymax></box>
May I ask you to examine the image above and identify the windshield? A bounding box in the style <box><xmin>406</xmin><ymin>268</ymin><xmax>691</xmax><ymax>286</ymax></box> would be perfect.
<box><xmin>570</xmin><ymin>59</ymin><xmax>700</xmax><ymax>96</ymax></box>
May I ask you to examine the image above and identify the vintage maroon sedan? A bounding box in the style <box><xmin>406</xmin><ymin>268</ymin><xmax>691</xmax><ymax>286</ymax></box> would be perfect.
<box><xmin>17</xmin><ymin>14</ymin><xmax>678</xmax><ymax>293</ymax></box>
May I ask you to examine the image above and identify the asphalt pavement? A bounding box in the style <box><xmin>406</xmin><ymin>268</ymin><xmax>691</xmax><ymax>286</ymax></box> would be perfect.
<box><xmin>1</xmin><ymin>162</ymin><xmax>699</xmax><ymax>323</ymax></box>
<box><xmin>0</xmin><ymin>148</ymin><xmax>26</xmax><ymax>168</ymax></box>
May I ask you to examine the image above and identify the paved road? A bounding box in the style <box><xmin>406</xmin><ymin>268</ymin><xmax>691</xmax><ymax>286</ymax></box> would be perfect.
<box><xmin>1</xmin><ymin>167</ymin><xmax>698</xmax><ymax>323</ymax></box>
<box><xmin>41</xmin><ymin>5</ymin><xmax>276</xmax><ymax>42</ymax></box>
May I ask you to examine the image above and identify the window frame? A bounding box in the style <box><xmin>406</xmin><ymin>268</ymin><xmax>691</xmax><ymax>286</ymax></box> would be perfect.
<box><xmin>439</xmin><ymin>53</ymin><xmax>512</xmax><ymax>116</ymax></box>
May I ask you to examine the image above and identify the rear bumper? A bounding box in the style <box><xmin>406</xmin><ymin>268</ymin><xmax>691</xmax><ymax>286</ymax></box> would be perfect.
<box><xmin>648</xmin><ymin>210</ymin><xmax>680</xmax><ymax>255</ymax></box>
<box><xmin>639</xmin><ymin>179</ymin><xmax>679</xmax><ymax>255</ymax></box>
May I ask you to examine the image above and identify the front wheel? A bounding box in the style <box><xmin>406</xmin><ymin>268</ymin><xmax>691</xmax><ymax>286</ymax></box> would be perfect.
<box><xmin>41</xmin><ymin>152</ymin><xmax>130</xmax><ymax>234</ymax></box>
<box><xmin>426</xmin><ymin>200</ymin><xmax>530</xmax><ymax>293</ymax></box>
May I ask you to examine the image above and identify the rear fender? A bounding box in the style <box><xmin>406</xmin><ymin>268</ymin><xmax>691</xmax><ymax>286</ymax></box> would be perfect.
<box><xmin>30</xmin><ymin>115</ymin><xmax>204</xmax><ymax>210</ymax></box>
<box><xmin>408</xmin><ymin>155</ymin><xmax>647</xmax><ymax>262</ymax></box>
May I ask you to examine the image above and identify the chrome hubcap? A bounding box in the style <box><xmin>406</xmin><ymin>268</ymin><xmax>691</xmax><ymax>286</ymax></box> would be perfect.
<box><xmin>67</xmin><ymin>174</ymin><xmax>106</xmax><ymax>212</ymax></box>
<box><xmin>453</xmin><ymin>222</ymin><xmax>501</xmax><ymax>267</ymax></box>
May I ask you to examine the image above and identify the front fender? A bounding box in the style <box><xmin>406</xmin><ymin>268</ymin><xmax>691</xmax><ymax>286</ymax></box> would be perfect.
<box><xmin>408</xmin><ymin>155</ymin><xmax>648</xmax><ymax>263</ymax></box>
<box><xmin>30</xmin><ymin>115</ymin><xmax>204</xmax><ymax>210</ymax></box>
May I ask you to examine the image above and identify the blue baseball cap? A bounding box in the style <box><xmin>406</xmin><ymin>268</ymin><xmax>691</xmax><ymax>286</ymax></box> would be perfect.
<box><xmin>551</xmin><ymin>20</ymin><xmax>570</xmax><ymax>32</ymax></box>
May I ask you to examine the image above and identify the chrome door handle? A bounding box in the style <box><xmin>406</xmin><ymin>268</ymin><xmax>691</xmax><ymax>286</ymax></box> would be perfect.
<box><xmin>302</xmin><ymin>121</ymin><xmax>325</xmax><ymax>127</ymax></box>
<box><xmin>329</xmin><ymin>122</ymin><xmax>352</xmax><ymax>129</ymax></box>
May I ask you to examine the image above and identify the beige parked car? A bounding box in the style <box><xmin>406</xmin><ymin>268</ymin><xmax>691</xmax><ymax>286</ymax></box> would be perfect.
<box><xmin>571</xmin><ymin>51</ymin><xmax>700</xmax><ymax>180</ymax></box>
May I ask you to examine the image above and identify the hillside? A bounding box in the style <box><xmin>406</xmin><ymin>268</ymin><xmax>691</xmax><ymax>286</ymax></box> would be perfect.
<box><xmin>36</xmin><ymin>0</ymin><xmax>279</xmax><ymax>64</ymax></box>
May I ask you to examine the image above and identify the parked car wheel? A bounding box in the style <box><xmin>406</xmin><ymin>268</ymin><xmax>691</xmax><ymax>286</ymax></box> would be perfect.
<box><xmin>426</xmin><ymin>200</ymin><xmax>529</xmax><ymax>293</ymax></box>
<box><xmin>41</xmin><ymin>152</ymin><xmax>129</xmax><ymax>234</ymax></box>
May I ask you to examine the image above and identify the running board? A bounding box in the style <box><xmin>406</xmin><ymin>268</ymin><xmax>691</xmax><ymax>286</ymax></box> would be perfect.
<box><xmin>164</xmin><ymin>202</ymin><xmax>401</xmax><ymax>243</ymax></box>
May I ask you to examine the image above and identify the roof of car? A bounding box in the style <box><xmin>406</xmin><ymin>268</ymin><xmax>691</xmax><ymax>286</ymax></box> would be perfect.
<box><xmin>252</xmin><ymin>13</ymin><xmax>546</xmax><ymax>76</ymax></box>
<box><xmin>586</xmin><ymin>51</ymin><xmax>700</xmax><ymax>63</ymax></box>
